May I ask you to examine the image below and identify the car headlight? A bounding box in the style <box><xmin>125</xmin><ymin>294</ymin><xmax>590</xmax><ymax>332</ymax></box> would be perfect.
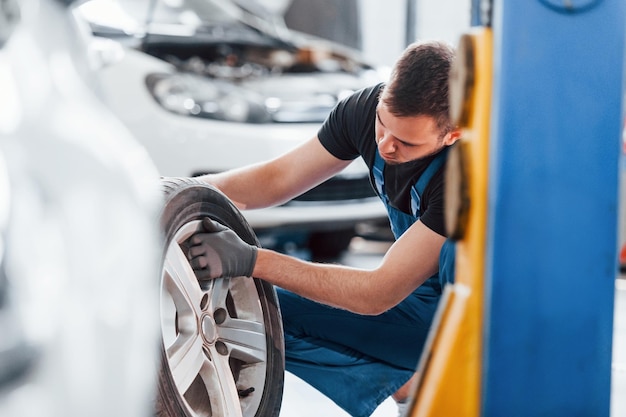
<box><xmin>146</xmin><ymin>73</ymin><xmax>273</xmax><ymax>123</ymax></box>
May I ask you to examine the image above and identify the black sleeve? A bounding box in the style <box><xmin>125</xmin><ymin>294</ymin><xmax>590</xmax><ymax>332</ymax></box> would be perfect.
<box><xmin>317</xmin><ymin>84</ymin><xmax>382</xmax><ymax>161</ymax></box>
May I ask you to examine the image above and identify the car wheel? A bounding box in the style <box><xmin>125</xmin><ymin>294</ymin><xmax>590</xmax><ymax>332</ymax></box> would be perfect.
<box><xmin>156</xmin><ymin>177</ymin><xmax>284</xmax><ymax>417</ymax></box>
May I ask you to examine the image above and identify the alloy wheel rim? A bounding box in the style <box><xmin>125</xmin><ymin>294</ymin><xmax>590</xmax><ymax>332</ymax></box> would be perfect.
<box><xmin>160</xmin><ymin>220</ymin><xmax>267</xmax><ymax>417</ymax></box>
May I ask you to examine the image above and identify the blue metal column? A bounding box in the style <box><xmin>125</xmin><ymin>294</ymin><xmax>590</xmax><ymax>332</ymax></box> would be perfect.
<box><xmin>484</xmin><ymin>1</ymin><xmax>625</xmax><ymax>416</ymax></box>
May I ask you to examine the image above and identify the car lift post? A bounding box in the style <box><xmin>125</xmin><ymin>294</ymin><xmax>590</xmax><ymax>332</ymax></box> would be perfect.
<box><xmin>408</xmin><ymin>1</ymin><xmax>626</xmax><ymax>416</ymax></box>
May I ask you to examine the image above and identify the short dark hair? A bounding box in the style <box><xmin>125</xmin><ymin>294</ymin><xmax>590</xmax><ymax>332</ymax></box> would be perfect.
<box><xmin>381</xmin><ymin>41</ymin><xmax>455</xmax><ymax>137</ymax></box>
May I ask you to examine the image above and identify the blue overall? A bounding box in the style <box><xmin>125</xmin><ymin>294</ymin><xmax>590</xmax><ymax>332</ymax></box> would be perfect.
<box><xmin>277</xmin><ymin>148</ymin><xmax>454</xmax><ymax>417</ymax></box>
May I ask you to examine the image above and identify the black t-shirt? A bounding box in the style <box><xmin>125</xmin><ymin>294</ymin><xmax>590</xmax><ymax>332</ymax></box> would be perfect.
<box><xmin>317</xmin><ymin>83</ymin><xmax>447</xmax><ymax>237</ymax></box>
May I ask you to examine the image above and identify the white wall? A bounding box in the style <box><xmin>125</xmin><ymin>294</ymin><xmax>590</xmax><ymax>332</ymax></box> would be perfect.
<box><xmin>359</xmin><ymin>0</ymin><xmax>407</xmax><ymax>68</ymax></box>
<box><xmin>416</xmin><ymin>0</ymin><xmax>471</xmax><ymax>45</ymax></box>
<box><xmin>360</xmin><ymin>0</ymin><xmax>471</xmax><ymax>68</ymax></box>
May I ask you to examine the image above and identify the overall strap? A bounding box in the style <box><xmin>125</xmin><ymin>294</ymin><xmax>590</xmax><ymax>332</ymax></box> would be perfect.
<box><xmin>372</xmin><ymin>150</ymin><xmax>386</xmax><ymax>198</ymax></box>
<box><xmin>410</xmin><ymin>147</ymin><xmax>450</xmax><ymax>217</ymax></box>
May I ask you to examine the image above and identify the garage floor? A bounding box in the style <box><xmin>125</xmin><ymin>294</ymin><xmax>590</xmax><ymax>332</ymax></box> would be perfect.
<box><xmin>278</xmin><ymin>241</ymin><xmax>626</xmax><ymax>417</ymax></box>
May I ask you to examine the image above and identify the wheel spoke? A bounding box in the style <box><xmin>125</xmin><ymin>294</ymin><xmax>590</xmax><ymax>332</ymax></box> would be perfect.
<box><xmin>167</xmin><ymin>333</ymin><xmax>205</xmax><ymax>394</ymax></box>
<box><xmin>209</xmin><ymin>277</ymin><xmax>231</xmax><ymax>311</ymax></box>
<box><xmin>219</xmin><ymin>318</ymin><xmax>266</xmax><ymax>363</ymax></box>
<box><xmin>201</xmin><ymin>346</ymin><xmax>243</xmax><ymax>417</ymax></box>
<box><xmin>163</xmin><ymin>240</ymin><xmax>203</xmax><ymax>316</ymax></box>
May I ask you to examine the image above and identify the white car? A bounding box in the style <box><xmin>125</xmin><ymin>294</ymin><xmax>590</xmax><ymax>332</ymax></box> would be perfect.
<box><xmin>1</xmin><ymin>1</ymin><xmax>287</xmax><ymax>417</ymax></box>
<box><xmin>78</xmin><ymin>0</ymin><xmax>389</xmax><ymax>259</ymax></box>
<box><xmin>0</xmin><ymin>0</ymin><xmax>162</xmax><ymax>415</ymax></box>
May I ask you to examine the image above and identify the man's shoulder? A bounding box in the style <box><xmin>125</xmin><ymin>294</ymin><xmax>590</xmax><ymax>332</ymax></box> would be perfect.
<box><xmin>344</xmin><ymin>83</ymin><xmax>384</xmax><ymax>111</ymax></box>
<box><xmin>336</xmin><ymin>83</ymin><xmax>383</xmax><ymax>141</ymax></box>
<box><xmin>317</xmin><ymin>83</ymin><xmax>381</xmax><ymax>161</ymax></box>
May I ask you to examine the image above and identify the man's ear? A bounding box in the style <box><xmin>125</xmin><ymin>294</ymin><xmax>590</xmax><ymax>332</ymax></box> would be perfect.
<box><xmin>444</xmin><ymin>129</ymin><xmax>462</xmax><ymax>146</ymax></box>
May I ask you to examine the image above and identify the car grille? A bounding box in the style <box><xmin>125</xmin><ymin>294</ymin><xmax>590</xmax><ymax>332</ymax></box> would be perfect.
<box><xmin>285</xmin><ymin>176</ymin><xmax>377</xmax><ymax>205</ymax></box>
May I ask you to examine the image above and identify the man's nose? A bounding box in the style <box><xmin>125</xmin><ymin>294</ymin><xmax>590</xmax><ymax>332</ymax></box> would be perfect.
<box><xmin>377</xmin><ymin>133</ymin><xmax>396</xmax><ymax>153</ymax></box>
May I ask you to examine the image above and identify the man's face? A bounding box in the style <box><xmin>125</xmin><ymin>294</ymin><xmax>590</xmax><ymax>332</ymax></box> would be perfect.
<box><xmin>375</xmin><ymin>102</ymin><xmax>459</xmax><ymax>165</ymax></box>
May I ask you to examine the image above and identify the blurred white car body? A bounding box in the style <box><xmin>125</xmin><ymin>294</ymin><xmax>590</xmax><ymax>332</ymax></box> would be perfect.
<box><xmin>0</xmin><ymin>0</ymin><xmax>162</xmax><ymax>416</ymax></box>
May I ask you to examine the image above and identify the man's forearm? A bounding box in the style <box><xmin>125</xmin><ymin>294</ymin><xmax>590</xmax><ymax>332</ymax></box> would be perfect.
<box><xmin>253</xmin><ymin>248</ymin><xmax>403</xmax><ymax>315</ymax></box>
<box><xmin>199</xmin><ymin>165</ymin><xmax>287</xmax><ymax>210</ymax></box>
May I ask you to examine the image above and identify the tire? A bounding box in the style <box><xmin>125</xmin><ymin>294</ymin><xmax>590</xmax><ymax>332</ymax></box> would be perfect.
<box><xmin>156</xmin><ymin>177</ymin><xmax>284</xmax><ymax>417</ymax></box>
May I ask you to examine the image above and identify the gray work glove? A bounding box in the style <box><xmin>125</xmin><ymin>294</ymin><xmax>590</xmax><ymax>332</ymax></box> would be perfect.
<box><xmin>186</xmin><ymin>218</ymin><xmax>258</xmax><ymax>280</ymax></box>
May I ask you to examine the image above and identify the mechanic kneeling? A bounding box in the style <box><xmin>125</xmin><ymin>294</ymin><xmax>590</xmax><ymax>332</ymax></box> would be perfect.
<box><xmin>190</xmin><ymin>40</ymin><xmax>459</xmax><ymax>417</ymax></box>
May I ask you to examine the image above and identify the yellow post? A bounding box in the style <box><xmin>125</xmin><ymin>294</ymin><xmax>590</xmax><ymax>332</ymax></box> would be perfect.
<box><xmin>408</xmin><ymin>27</ymin><xmax>492</xmax><ymax>417</ymax></box>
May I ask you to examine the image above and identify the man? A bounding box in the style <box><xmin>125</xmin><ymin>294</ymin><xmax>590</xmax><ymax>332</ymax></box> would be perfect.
<box><xmin>190</xmin><ymin>40</ymin><xmax>459</xmax><ymax>417</ymax></box>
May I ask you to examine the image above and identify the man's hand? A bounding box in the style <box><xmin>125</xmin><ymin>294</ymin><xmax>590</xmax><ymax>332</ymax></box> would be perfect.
<box><xmin>186</xmin><ymin>218</ymin><xmax>258</xmax><ymax>280</ymax></box>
